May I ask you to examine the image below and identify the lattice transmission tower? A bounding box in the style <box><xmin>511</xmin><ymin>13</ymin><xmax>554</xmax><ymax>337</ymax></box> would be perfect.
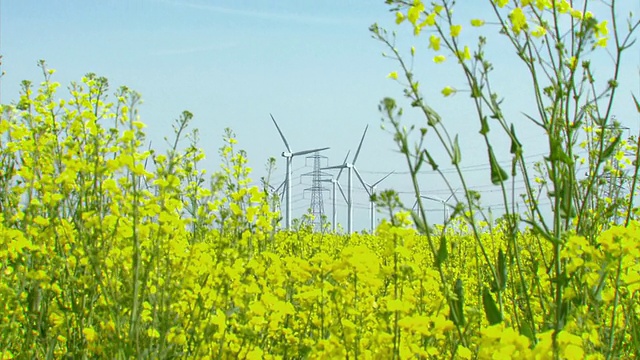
<box><xmin>302</xmin><ymin>152</ymin><xmax>330</xmax><ymax>232</ymax></box>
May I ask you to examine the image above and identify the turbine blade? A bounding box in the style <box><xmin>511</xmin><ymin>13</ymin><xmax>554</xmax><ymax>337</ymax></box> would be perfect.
<box><xmin>321</xmin><ymin>164</ymin><xmax>348</xmax><ymax>171</ymax></box>
<box><xmin>341</xmin><ymin>150</ymin><xmax>351</xmax><ymax>164</ymax></box>
<box><xmin>292</xmin><ymin>147</ymin><xmax>329</xmax><ymax>157</ymax></box>
<box><xmin>270</xmin><ymin>114</ymin><xmax>292</xmax><ymax>153</ymax></box>
<box><xmin>336</xmin><ymin>150</ymin><xmax>350</xmax><ymax>181</ymax></box>
<box><xmin>336</xmin><ymin>181</ymin><xmax>348</xmax><ymax>202</ymax></box>
<box><xmin>352</xmin><ymin>125</ymin><xmax>369</xmax><ymax>165</ymax></box>
<box><xmin>372</xmin><ymin>171</ymin><xmax>394</xmax><ymax>187</ymax></box>
<box><xmin>353</xmin><ymin>167</ymin><xmax>371</xmax><ymax>196</ymax></box>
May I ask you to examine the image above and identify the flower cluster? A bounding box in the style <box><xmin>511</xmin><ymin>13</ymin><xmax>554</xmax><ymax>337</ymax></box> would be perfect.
<box><xmin>1</xmin><ymin>68</ymin><xmax>639</xmax><ymax>358</ymax></box>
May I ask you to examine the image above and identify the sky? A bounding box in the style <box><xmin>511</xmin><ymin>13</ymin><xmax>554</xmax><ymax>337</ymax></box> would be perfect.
<box><xmin>1</xmin><ymin>0</ymin><xmax>638</xmax><ymax>232</ymax></box>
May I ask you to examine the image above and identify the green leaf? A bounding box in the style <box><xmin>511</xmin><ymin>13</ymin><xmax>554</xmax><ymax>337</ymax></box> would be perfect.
<box><xmin>600</xmin><ymin>135</ymin><xmax>621</xmax><ymax>162</ymax></box>
<box><xmin>497</xmin><ymin>249</ymin><xmax>507</xmax><ymax>291</ymax></box>
<box><xmin>423</xmin><ymin>149</ymin><xmax>439</xmax><ymax>171</ymax></box>
<box><xmin>509</xmin><ymin>124</ymin><xmax>522</xmax><ymax>157</ymax></box>
<box><xmin>471</xmin><ymin>82</ymin><xmax>482</xmax><ymax>98</ymax></box>
<box><xmin>491</xmin><ymin>248</ymin><xmax>507</xmax><ymax>292</ymax></box>
<box><xmin>522</xmin><ymin>219</ymin><xmax>561</xmax><ymax>245</ymax></box>
<box><xmin>548</xmin><ymin>137</ymin><xmax>572</xmax><ymax>164</ymax></box>
<box><xmin>558</xmin><ymin>180</ymin><xmax>576</xmax><ymax>219</ymax></box>
<box><xmin>520</xmin><ymin>321</ymin><xmax>535</xmax><ymax>342</ymax></box>
<box><xmin>488</xmin><ymin>148</ymin><xmax>509</xmax><ymax>185</ymax></box>
<box><xmin>450</xmin><ymin>279</ymin><xmax>465</xmax><ymax>326</ymax></box>
<box><xmin>452</xmin><ymin>135</ymin><xmax>461</xmax><ymax>165</ymax></box>
<box><xmin>558</xmin><ymin>301</ymin><xmax>568</xmax><ymax>329</ymax></box>
<box><xmin>436</xmin><ymin>235</ymin><xmax>448</xmax><ymax>266</ymax></box>
<box><xmin>633</xmin><ymin>94</ymin><xmax>640</xmax><ymax>113</ymax></box>
<box><xmin>425</xmin><ymin>105</ymin><xmax>441</xmax><ymax>127</ymax></box>
<box><xmin>479</xmin><ymin>116</ymin><xmax>490</xmax><ymax>135</ymax></box>
<box><xmin>482</xmin><ymin>287</ymin><xmax>502</xmax><ymax>325</ymax></box>
<box><xmin>521</xmin><ymin>112</ymin><xmax>545</xmax><ymax>128</ymax></box>
<box><xmin>414</xmin><ymin>151</ymin><xmax>424</xmax><ymax>174</ymax></box>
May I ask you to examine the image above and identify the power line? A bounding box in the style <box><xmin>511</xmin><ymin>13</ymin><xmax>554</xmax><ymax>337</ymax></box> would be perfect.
<box><xmin>360</xmin><ymin>150</ymin><xmax>590</xmax><ymax>176</ymax></box>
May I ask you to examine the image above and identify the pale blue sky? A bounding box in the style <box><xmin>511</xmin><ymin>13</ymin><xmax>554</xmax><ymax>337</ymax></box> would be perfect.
<box><xmin>1</xmin><ymin>1</ymin><xmax>638</xmax><ymax>231</ymax></box>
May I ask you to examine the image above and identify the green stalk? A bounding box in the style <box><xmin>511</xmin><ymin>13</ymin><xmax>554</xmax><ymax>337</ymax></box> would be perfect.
<box><xmin>606</xmin><ymin>254</ymin><xmax>624</xmax><ymax>359</ymax></box>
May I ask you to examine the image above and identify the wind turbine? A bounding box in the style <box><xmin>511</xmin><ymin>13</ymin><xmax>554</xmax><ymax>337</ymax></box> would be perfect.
<box><xmin>322</xmin><ymin>126</ymin><xmax>368</xmax><ymax>233</ymax></box>
<box><xmin>271</xmin><ymin>114</ymin><xmax>329</xmax><ymax>230</ymax></box>
<box><xmin>412</xmin><ymin>189</ymin><xmax>459</xmax><ymax>224</ymax></box>
<box><xmin>353</xmin><ymin>170</ymin><xmax>394</xmax><ymax>233</ymax></box>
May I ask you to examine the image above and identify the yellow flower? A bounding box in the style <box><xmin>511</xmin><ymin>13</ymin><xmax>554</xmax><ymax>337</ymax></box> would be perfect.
<box><xmin>388</xmin><ymin>71</ymin><xmax>399</xmax><ymax>80</ymax></box>
<box><xmin>509</xmin><ymin>7</ymin><xmax>528</xmax><ymax>35</ymax></box>
<box><xmin>471</xmin><ymin>19</ymin><xmax>485</xmax><ymax>27</ymax></box>
<box><xmin>455</xmin><ymin>46</ymin><xmax>471</xmax><ymax>62</ymax></box>
<box><xmin>50</xmin><ymin>312</ymin><xmax>65</xmax><ymax>327</ymax></box>
<box><xmin>83</xmin><ymin>327</ymin><xmax>97</xmax><ymax>342</ymax></box>
<box><xmin>594</xmin><ymin>20</ymin><xmax>608</xmax><ymax>42</ymax></box>
<box><xmin>429</xmin><ymin>35</ymin><xmax>441</xmax><ymax>51</ymax></box>
<box><xmin>433</xmin><ymin>55</ymin><xmax>446</xmax><ymax>63</ymax></box>
<box><xmin>441</xmin><ymin>86</ymin><xmax>457</xmax><ymax>97</ymax></box>
<box><xmin>534</xmin><ymin>0</ymin><xmax>552</xmax><ymax>10</ymax></box>
<box><xmin>556</xmin><ymin>0</ymin><xmax>571</xmax><ymax>13</ymax></box>
<box><xmin>457</xmin><ymin>345</ymin><xmax>472</xmax><ymax>359</ymax></box>
<box><xmin>407</xmin><ymin>2</ymin><xmax>424</xmax><ymax>25</ymax></box>
<box><xmin>246</xmin><ymin>347</ymin><xmax>264</xmax><ymax>359</ymax></box>
<box><xmin>423</xmin><ymin>12</ymin><xmax>437</xmax><ymax>27</ymax></box>
<box><xmin>450</xmin><ymin>24</ymin><xmax>462</xmax><ymax>38</ymax></box>
<box><xmin>531</xmin><ymin>25</ymin><xmax>547</xmax><ymax>38</ymax></box>
<box><xmin>494</xmin><ymin>0</ymin><xmax>509</xmax><ymax>8</ymax></box>
<box><xmin>596</xmin><ymin>36</ymin><xmax>608</xmax><ymax>48</ymax></box>
<box><xmin>395</xmin><ymin>11</ymin><xmax>405</xmax><ymax>24</ymax></box>
<box><xmin>570</xmin><ymin>9</ymin><xmax>583</xmax><ymax>20</ymax></box>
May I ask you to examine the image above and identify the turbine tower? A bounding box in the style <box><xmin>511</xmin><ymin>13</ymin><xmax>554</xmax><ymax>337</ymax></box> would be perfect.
<box><xmin>271</xmin><ymin>114</ymin><xmax>329</xmax><ymax>230</ymax></box>
<box><xmin>322</xmin><ymin>126</ymin><xmax>368</xmax><ymax>233</ymax></box>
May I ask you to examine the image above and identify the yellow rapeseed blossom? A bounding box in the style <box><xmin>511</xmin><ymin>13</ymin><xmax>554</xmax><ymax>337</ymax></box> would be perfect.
<box><xmin>423</xmin><ymin>12</ymin><xmax>436</xmax><ymax>27</ymax></box>
<box><xmin>407</xmin><ymin>1</ymin><xmax>424</xmax><ymax>25</ymax></box>
<box><xmin>450</xmin><ymin>24</ymin><xmax>462</xmax><ymax>38</ymax></box>
<box><xmin>441</xmin><ymin>86</ymin><xmax>457</xmax><ymax>97</ymax></box>
<box><xmin>83</xmin><ymin>327</ymin><xmax>97</xmax><ymax>342</ymax></box>
<box><xmin>456</xmin><ymin>46</ymin><xmax>472</xmax><ymax>62</ymax></box>
<box><xmin>433</xmin><ymin>55</ymin><xmax>447</xmax><ymax>63</ymax></box>
<box><xmin>3</xmin><ymin>65</ymin><xmax>638</xmax><ymax>360</ymax></box>
<box><xmin>555</xmin><ymin>0</ymin><xmax>571</xmax><ymax>13</ymax></box>
<box><xmin>531</xmin><ymin>25</ymin><xmax>547</xmax><ymax>37</ymax></box>
<box><xmin>429</xmin><ymin>34</ymin><xmax>441</xmax><ymax>51</ymax></box>
<box><xmin>509</xmin><ymin>8</ymin><xmax>528</xmax><ymax>35</ymax></box>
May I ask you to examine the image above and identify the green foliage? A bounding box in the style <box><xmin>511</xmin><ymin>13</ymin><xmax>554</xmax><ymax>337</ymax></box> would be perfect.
<box><xmin>373</xmin><ymin>0</ymin><xmax>640</xmax><ymax>357</ymax></box>
<box><xmin>0</xmin><ymin>1</ymin><xmax>639</xmax><ymax>357</ymax></box>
